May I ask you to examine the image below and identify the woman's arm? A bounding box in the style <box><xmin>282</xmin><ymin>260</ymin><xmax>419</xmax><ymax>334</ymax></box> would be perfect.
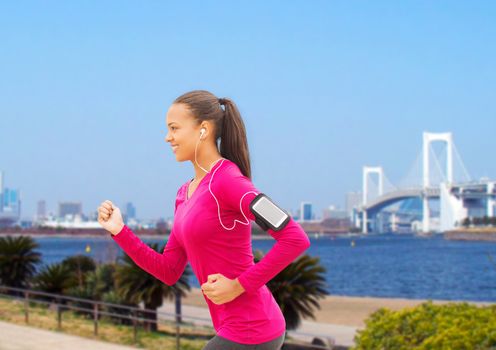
<box><xmin>214</xmin><ymin>162</ymin><xmax>311</xmax><ymax>294</ymax></box>
<box><xmin>107</xmin><ymin>185</ymin><xmax>188</xmax><ymax>286</ymax></box>
<box><xmin>237</xmin><ymin>219</ymin><xmax>311</xmax><ymax>294</ymax></box>
<box><xmin>110</xmin><ymin>225</ymin><xmax>188</xmax><ymax>286</ymax></box>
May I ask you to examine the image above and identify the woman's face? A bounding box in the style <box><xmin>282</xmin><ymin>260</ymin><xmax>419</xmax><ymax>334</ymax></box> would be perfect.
<box><xmin>165</xmin><ymin>103</ymin><xmax>202</xmax><ymax>162</ymax></box>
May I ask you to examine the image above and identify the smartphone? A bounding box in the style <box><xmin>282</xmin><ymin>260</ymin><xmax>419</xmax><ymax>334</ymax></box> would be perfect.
<box><xmin>249</xmin><ymin>193</ymin><xmax>290</xmax><ymax>231</ymax></box>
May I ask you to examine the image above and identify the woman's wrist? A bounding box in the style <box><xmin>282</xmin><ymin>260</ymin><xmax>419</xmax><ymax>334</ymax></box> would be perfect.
<box><xmin>111</xmin><ymin>223</ymin><xmax>125</xmax><ymax>236</ymax></box>
<box><xmin>234</xmin><ymin>277</ymin><xmax>246</xmax><ymax>294</ymax></box>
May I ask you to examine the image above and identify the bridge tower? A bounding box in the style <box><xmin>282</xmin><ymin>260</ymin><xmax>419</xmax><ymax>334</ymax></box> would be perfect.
<box><xmin>362</xmin><ymin>166</ymin><xmax>384</xmax><ymax>233</ymax></box>
<box><xmin>422</xmin><ymin>132</ymin><xmax>453</xmax><ymax>233</ymax></box>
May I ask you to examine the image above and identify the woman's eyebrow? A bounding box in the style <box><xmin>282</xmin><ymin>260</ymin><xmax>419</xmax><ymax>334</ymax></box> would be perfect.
<box><xmin>168</xmin><ymin>122</ymin><xmax>178</xmax><ymax>126</ymax></box>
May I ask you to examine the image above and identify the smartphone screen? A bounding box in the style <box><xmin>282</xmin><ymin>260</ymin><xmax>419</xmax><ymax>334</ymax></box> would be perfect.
<box><xmin>252</xmin><ymin>196</ymin><xmax>289</xmax><ymax>228</ymax></box>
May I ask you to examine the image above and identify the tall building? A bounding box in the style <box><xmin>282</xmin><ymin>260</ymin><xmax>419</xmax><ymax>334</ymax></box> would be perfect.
<box><xmin>0</xmin><ymin>171</ymin><xmax>21</xmax><ymax>227</ymax></box>
<box><xmin>58</xmin><ymin>202</ymin><xmax>82</xmax><ymax>218</ymax></box>
<box><xmin>123</xmin><ymin>202</ymin><xmax>137</xmax><ymax>225</ymax></box>
<box><xmin>125</xmin><ymin>202</ymin><xmax>136</xmax><ymax>220</ymax></box>
<box><xmin>2</xmin><ymin>187</ymin><xmax>21</xmax><ymax>217</ymax></box>
<box><xmin>346</xmin><ymin>191</ymin><xmax>362</xmax><ymax>218</ymax></box>
<box><xmin>300</xmin><ymin>202</ymin><xmax>313</xmax><ymax>222</ymax></box>
<box><xmin>37</xmin><ymin>200</ymin><xmax>47</xmax><ymax>220</ymax></box>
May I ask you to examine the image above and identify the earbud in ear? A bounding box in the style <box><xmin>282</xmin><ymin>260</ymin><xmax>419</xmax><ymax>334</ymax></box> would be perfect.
<box><xmin>200</xmin><ymin>128</ymin><xmax>206</xmax><ymax>138</ymax></box>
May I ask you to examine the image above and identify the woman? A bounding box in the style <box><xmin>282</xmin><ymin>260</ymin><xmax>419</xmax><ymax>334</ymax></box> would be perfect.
<box><xmin>98</xmin><ymin>90</ymin><xmax>311</xmax><ymax>350</ymax></box>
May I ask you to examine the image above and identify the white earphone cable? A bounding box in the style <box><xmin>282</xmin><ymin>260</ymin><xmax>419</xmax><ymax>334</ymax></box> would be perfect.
<box><xmin>194</xmin><ymin>128</ymin><xmax>258</xmax><ymax>230</ymax></box>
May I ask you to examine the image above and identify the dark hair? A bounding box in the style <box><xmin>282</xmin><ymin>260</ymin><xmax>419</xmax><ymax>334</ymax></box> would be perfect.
<box><xmin>173</xmin><ymin>90</ymin><xmax>252</xmax><ymax>179</ymax></box>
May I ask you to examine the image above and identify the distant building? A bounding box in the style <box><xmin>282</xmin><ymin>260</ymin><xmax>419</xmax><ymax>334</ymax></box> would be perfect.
<box><xmin>2</xmin><ymin>187</ymin><xmax>21</xmax><ymax>217</ymax></box>
<box><xmin>346</xmin><ymin>191</ymin><xmax>362</xmax><ymax>218</ymax></box>
<box><xmin>156</xmin><ymin>217</ymin><xmax>168</xmax><ymax>231</ymax></box>
<box><xmin>0</xmin><ymin>171</ymin><xmax>22</xmax><ymax>227</ymax></box>
<box><xmin>87</xmin><ymin>210</ymin><xmax>99</xmax><ymax>221</ymax></box>
<box><xmin>37</xmin><ymin>200</ymin><xmax>47</xmax><ymax>220</ymax></box>
<box><xmin>322</xmin><ymin>205</ymin><xmax>348</xmax><ymax>220</ymax></box>
<box><xmin>321</xmin><ymin>217</ymin><xmax>351</xmax><ymax>229</ymax></box>
<box><xmin>58</xmin><ymin>202</ymin><xmax>82</xmax><ymax>218</ymax></box>
<box><xmin>20</xmin><ymin>219</ymin><xmax>33</xmax><ymax>229</ymax></box>
<box><xmin>300</xmin><ymin>202</ymin><xmax>313</xmax><ymax>222</ymax></box>
<box><xmin>125</xmin><ymin>202</ymin><xmax>136</xmax><ymax>224</ymax></box>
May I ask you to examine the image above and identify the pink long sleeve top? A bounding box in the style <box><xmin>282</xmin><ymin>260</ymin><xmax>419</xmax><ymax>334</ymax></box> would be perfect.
<box><xmin>111</xmin><ymin>158</ymin><xmax>311</xmax><ymax>344</ymax></box>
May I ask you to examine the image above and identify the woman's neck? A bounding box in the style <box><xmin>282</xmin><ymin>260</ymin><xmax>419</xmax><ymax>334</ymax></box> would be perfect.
<box><xmin>192</xmin><ymin>152</ymin><xmax>224</xmax><ymax>181</ymax></box>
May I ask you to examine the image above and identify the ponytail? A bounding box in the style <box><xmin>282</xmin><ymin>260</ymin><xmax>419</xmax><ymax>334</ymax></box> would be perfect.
<box><xmin>173</xmin><ymin>90</ymin><xmax>252</xmax><ymax>179</ymax></box>
<box><xmin>219</xmin><ymin>98</ymin><xmax>252</xmax><ymax>179</ymax></box>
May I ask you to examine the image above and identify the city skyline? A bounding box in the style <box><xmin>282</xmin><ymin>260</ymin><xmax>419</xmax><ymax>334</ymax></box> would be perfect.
<box><xmin>0</xmin><ymin>169</ymin><xmax>330</xmax><ymax>223</ymax></box>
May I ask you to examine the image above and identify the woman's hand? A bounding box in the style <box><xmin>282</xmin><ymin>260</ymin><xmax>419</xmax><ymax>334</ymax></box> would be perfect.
<box><xmin>201</xmin><ymin>273</ymin><xmax>246</xmax><ymax>305</ymax></box>
<box><xmin>97</xmin><ymin>200</ymin><xmax>124</xmax><ymax>236</ymax></box>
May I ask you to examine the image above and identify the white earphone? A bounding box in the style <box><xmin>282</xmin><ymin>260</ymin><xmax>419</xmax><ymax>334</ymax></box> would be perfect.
<box><xmin>207</xmin><ymin>158</ymin><xmax>259</xmax><ymax>231</ymax></box>
<box><xmin>194</xmin><ymin>127</ymin><xmax>258</xmax><ymax>231</ymax></box>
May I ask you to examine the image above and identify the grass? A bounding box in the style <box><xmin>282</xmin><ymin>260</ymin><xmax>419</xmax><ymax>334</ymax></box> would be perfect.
<box><xmin>0</xmin><ymin>295</ymin><xmax>213</xmax><ymax>350</ymax></box>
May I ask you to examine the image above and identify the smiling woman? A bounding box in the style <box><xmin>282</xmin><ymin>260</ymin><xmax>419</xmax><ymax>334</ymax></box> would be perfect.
<box><xmin>98</xmin><ymin>89</ymin><xmax>310</xmax><ymax>350</ymax></box>
<box><xmin>164</xmin><ymin>98</ymin><xmax>229</xmax><ymax>199</ymax></box>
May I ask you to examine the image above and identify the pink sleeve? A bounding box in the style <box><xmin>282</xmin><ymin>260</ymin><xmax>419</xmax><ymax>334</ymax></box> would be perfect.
<box><xmin>215</xmin><ymin>162</ymin><xmax>311</xmax><ymax>294</ymax></box>
<box><xmin>109</xmin><ymin>188</ymin><xmax>188</xmax><ymax>286</ymax></box>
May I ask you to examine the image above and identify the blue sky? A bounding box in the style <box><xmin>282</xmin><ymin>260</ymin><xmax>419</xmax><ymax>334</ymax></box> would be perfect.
<box><xmin>1</xmin><ymin>1</ymin><xmax>495</xmax><ymax>220</ymax></box>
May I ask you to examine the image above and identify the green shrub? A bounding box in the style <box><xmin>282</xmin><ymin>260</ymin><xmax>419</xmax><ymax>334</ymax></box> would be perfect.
<box><xmin>353</xmin><ymin>301</ymin><xmax>496</xmax><ymax>350</ymax></box>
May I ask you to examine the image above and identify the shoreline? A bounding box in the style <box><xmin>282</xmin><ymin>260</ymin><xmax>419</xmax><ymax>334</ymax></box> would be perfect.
<box><xmin>444</xmin><ymin>229</ymin><xmax>496</xmax><ymax>241</ymax></box>
<box><xmin>0</xmin><ymin>232</ymin><xmax>276</xmax><ymax>240</ymax></box>
<box><xmin>182</xmin><ymin>287</ymin><xmax>495</xmax><ymax>328</ymax></box>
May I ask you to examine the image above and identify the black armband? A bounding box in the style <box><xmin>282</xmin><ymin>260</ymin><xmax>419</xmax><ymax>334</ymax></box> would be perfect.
<box><xmin>249</xmin><ymin>193</ymin><xmax>291</xmax><ymax>231</ymax></box>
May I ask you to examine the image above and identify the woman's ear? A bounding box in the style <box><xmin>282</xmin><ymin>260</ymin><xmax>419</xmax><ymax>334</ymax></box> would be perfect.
<box><xmin>200</xmin><ymin>122</ymin><xmax>211</xmax><ymax>139</ymax></box>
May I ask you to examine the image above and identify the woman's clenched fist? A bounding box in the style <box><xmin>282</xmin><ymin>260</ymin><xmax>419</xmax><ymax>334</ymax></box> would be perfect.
<box><xmin>98</xmin><ymin>200</ymin><xmax>124</xmax><ymax>236</ymax></box>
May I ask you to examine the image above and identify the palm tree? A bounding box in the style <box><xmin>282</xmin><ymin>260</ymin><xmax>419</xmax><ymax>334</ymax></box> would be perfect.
<box><xmin>253</xmin><ymin>249</ymin><xmax>328</xmax><ymax>332</ymax></box>
<box><xmin>115</xmin><ymin>242</ymin><xmax>192</xmax><ymax>332</ymax></box>
<box><xmin>46</xmin><ymin>255</ymin><xmax>96</xmax><ymax>317</ymax></box>
<box><xmin>61</xmin><ymin>255</ymin><xmax>96</xmax><ymax>288</ymax></box>
<box><xmin>32</xmin><ymin>262</ymin><xmax>76</xmax><ymax>306</ymax></box>
<box><xmin>85</xmin><ymin>263</ymin><xmax>116</xmax><ymax>300</ymax></box>
<box><xmin>66</xmin><ymin>262</ymin><xmax>137</xmax><ymax>322</ymax></box>
<box><xmin>0</xmin><ymin>235</ymin><xmax>41</xmax><ymax>295</ymax></box>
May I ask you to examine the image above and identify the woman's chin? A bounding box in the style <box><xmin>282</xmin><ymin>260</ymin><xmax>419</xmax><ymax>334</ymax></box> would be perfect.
<box><xmin>174</xmin><ymin>153</ymin><xmax>188</xmax><ymax>162</ymax></box>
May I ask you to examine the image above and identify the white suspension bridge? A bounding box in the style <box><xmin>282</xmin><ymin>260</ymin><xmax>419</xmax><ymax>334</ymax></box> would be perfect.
<box><xmin>355</xmin><ymin>132</ymin><xmax>496</xmax><ymax>234</ymax></box>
